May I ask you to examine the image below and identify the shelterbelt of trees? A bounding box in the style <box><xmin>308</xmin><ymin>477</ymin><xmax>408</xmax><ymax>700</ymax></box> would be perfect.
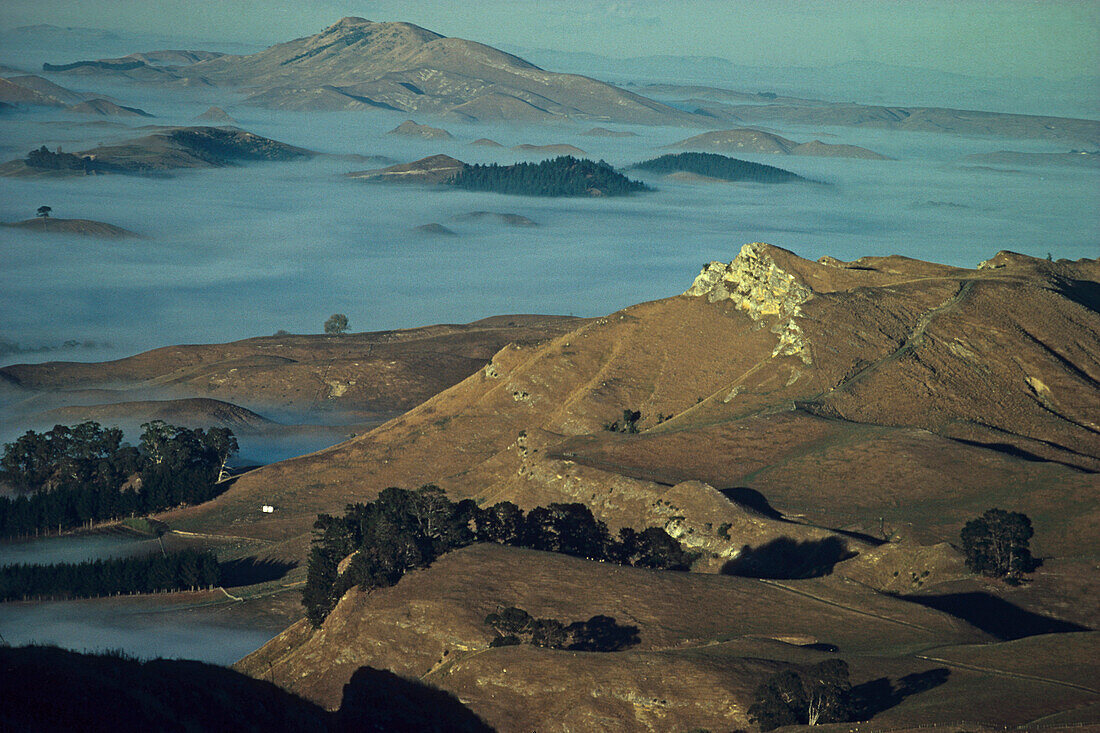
<box><xmin>303</xmin><ymin>485</ymin><xmax>696</xmax><ymax>626</ymax></box>
<box><xmin>0</xmin><ymin>421</ymin><xmax>238</xmax><ymax>539</ymax></box>
<box><xmin>0</xmin><ymin>549</ymin><xmax>221</xmax><ymax>601</ymax></box>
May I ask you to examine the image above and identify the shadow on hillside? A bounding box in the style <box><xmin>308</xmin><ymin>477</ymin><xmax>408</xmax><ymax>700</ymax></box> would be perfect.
<box><xmin>849</xmin><ymin>668</ymin><xmax>950</xmax><ymax>719</ymax></box>
<box><xmin>337</xmin><ymin>666</ymin><xmax>495</xmax><ymax>732</ymax></box>
<box><xmin>948</xmin><ymin>437</ymin><xmax>1096</xmax><ymax>474</ymax></box>
<box><xmin>721</xmin><ymin>537</ymin><xmax>856</xmax><ymax>579</ymax></box>
<box><xmin>900</xmin><ymin>592</ymin><xmax>1091</xmax><ymax>641</ymax></box>
<box><xmin>719</xmin><ymin>487</ymin><xmax>785</xmax><ymax>519</ymax></box>
<box><xmin>1058</xmin><ymin>279</ymin><xmax>1100</xmax><ymax>312</ymax></box>
<box><xmin>718</xmin><ymin>487</ymin><xmax>887</xmax><ymax>546</ymax></box>
<box><xmin>218</xmin><ymin>557</ymin><xmax>297</xmax><ymax>587</ymax></box>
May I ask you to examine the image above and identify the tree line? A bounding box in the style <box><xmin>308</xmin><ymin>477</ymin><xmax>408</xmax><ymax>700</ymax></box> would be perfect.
<box><xmin>447</xmin><ymin>156</ymin><xmax>650</xmax><ymax>197</ymax></box>
<box><xmin>303</xmin><ymin>485</ymin><xmax>695</xmax><ymax>626</ymax></box>
<box><xmin>0</xmin><ymin>549</ymin><xmax>221</xmax><ymax>601</ymax></box>
<box><xmin>0</xmin><ymin>421</ymin><xmax>237</xmax><ymax>539</ymax></box>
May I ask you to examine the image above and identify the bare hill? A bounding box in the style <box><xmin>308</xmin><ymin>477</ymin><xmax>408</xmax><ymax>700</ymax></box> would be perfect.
<box><xmin>47</xmin><ymin>18</ymin><xmax>701</xmax><ymax>125</ymax></box>
<box><xmin>0</xmin><ymin>77</ymin><xmax>67</xmax><ymax>107</ymax></box>
<box><xmin>646</xmin><ymin>83</ymin><xmax>1100</xmax><ymax>146</ymax></box>
<box><xmin>2</xmin><ymin>217</ymin><xmax>139</xmax><ymax>238</ymax></box>
<box><xmin>965</xmin><ymin>149</ymin><xmax>1100</xmax><ymax>169</ymax></box>
<box><xmin>346</xmin><ymin>153</ymin><xmax>466</xmax><ymax>184</ymax></box>
<box><xmin>31</xmin><ymin>397</ymin><xmax>274</xmax><ymax>433</ymax></box>
<box><xmin>68</xmin><ymin>98</ymin><xmax>153</xmax><ymax>117</ymax></box>
<box><xmin>511</xmin><ymin>143</ymin><xmax>587</xmax><ymax>156</ymax></box>
<box><xmin>668</xmin><ymin>127</ymin><xmax>890</xmax><ymax>159</ymax></box>
<box><xmin>0</xmin><ymin>316</ymin><xmax>584</xmax><ymax>423</ymax></box>
<box><xmin>2</xmin><ymin>74</ymin><xmax>86</xmax><ymax>104</ymax></box>
<box><xmin>388</xmin><ymin>119</ymin><xmax>452</xmax><ymax>139</ymax></box>
<box><xmin>194</xmin><ymin>105</ymin><xmax>235</xmax><ymax>123</ymax></box>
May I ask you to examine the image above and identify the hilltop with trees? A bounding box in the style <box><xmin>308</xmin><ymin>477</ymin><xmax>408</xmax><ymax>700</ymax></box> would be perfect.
<box><xmin>448</xmin><ymin>156</ymin><xmax>650</xmax><ymax>197</ymax></box>
<box><xmin>631</xmin><ymin>151</ymin><xmax>806</xmax><ymax>183</ymax></box>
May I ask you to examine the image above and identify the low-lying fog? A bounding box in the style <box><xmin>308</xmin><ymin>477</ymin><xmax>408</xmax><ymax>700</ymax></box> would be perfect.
<box><xmin>0</xmin><ymin>599</ymin><xmax>276</xmax><ymax>665</ymax></box>
<box><xmin>1</xmin><ymin>86</ymin><xmax>1096</xmax><ymax>362</ymax></box>
<box><xmin>0</xmin><ymin>532</ymin><xmax>160</xmax><ymax>566</ymax></box>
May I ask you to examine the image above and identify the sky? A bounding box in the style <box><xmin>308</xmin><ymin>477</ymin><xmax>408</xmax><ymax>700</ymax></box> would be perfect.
<box><xmin>1</xmin><ymin>0</ymin><xmax>1097</xmax><ymax>80</ymax></box>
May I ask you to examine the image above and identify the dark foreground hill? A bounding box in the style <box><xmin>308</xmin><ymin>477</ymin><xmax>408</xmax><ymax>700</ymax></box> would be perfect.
<box><xmin>0</xmin><ymin>645</ymin><xmax>491</xmax><ymax>732</ymax></box>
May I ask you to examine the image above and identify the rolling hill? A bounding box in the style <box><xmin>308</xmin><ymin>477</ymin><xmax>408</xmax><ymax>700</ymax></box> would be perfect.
<box><xmin>6</xmin><ymin>244</ymin><xmax>1098</xmax><ymax>728</ymax></box>
<box><xmin>667</xmin><ymin>127</ymin><xmax>890</xmax><ymax>159</ymax></box>
<box><xmin>0</xmin><ymin>125</ymin><xmax>313</xmax><ymax>177</ymax></box>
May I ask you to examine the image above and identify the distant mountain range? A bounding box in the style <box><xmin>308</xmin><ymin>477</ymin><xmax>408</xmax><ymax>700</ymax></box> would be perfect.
<box><xmin>499</xmin><ymin>46</ymin><xmax>1100</xmax><ymax>120</ymax></box>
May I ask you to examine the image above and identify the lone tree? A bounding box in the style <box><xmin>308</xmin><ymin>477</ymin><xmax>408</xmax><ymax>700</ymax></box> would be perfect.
<box><xmin>36</xmin><ymin>205</ymin><xmax>52</xmax><ymax>218</ymax></box>
<box><xmin>324</xmin><ymin>313</ymin><xmax>348</xmax><ymax>335</ymax></box>
<box><xmin>961</xmin><ymin>508</ymin><xmax>1034</xmax><ymax>580</ymax></box>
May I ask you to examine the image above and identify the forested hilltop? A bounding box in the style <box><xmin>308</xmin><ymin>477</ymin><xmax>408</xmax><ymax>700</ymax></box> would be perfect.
<box><xmin>632</xmin><ymin>152</ymin><xmax>806</xmax><ymax>182</ymax></box>
<box><xmin>448</xmin><ymin>156</ymin><xmax>650</xmax><ymax>197</ymax></box>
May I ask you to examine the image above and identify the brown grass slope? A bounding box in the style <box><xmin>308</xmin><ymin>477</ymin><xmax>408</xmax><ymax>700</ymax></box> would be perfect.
<box><xmin>172</xmin><ymin>245</ymin><xmax>1098</xmax><ymax>552</ymax></box>
<box><xmin>236</xmin><ymin>544</ymin><xmax>1100</xmax><ymax>731</ymax></box>
<box><xmin>0</xmin><ymin>316</ymin><xmax>584</xmax><ymax>421</ymax></box>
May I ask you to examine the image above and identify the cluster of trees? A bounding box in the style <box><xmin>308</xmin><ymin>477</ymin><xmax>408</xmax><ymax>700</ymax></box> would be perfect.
<box><xmin>303</xmin><ymin>485</ymin><xmax>695</xmax><ymax>626</ymax></box>
<box><xmin>748</xmin><ymin>659</ymin><xmax>854</xmax><ymax>730</ymax></box>
<box><xmin>604</xmin><ymin>409</ymin><xmax>642</xmax><ymax>434</ymax></box>
<box><xmin>0</xmin><ymin>549</ymin><xmax>221</xmax><ymax>601</ymax></box>
<box><xmin>485</xmin><ymin>606</ymin><xmax>639</xmax><ymax>652</ymax></box>
<box><xmin>632</xmin><ymin>152</ymin><xmax>804</xmax><ymax>183</ymax></box>
<box><xmin>25</xmin><ymin>146</ymin><xmax>102</xmax><ymax>173</ymax></box>
<box><xmin>961</xmin><ymin>508</ymin><xmax>1036</xmax><ymax>581</ymax></box>
<box><xmin>0</xmin><ymin>421</ymin><xmax>237</xmax><ymax>539</ymax></box>
<box><xmin>448</xmin><ymin>156</ymin><xmax>650</xmax><ymax>197</ymax></box>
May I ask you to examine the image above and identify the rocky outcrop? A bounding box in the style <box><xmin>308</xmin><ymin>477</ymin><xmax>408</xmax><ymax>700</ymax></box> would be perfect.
<box><xmin>685</xmin><ymin>242</ymin><xmax>813</xmax><ymax>363</ymax></box>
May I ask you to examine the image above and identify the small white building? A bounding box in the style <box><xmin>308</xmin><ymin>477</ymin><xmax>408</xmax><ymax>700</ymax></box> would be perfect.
<box><xmin>261</xmin><ymin>505</ymin><xmax>275</xmax><ymax>514</ymax></box>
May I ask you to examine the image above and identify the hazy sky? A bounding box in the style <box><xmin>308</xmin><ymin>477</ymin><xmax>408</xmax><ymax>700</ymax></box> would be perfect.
<box><xmin>1</xmin><ymin>0</ymin><xmax>1097</xmax><ymax>79</ymax></box>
